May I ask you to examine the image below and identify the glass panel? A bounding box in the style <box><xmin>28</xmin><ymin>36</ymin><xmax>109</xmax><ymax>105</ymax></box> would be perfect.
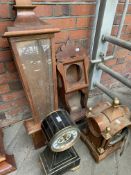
<box><xmin>16</xmin><ymin>39</ymin><xmax>54</xmax><ymax>119</ymax></box>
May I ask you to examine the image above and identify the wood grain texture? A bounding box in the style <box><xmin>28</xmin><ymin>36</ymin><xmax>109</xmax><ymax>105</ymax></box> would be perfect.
<box><xmin>4</xmin><ymin>0</ymin><xmax>60</xmax><ymax>148</ymax></box>
<box><xmin>15</xmin><ymin>0</ymin><xmax>32</xmax><ymax>6</ymax></box>
<box><xmin>56</xmin><ymin>41</ymin><xmax>90</xmax><ymax>122</ymax></box>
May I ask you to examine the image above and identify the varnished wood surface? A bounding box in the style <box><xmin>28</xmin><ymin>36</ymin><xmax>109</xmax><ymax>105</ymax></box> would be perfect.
<box><xmin>15</xmin><ymin>0</ymin><xmax>32</xmax><ymax>6</ymax></box>
<box><xmin>4</xmin><ymin>0</ymin><xmax>60</xmax><ymax>134</ymax></box>
<box><xmin>4</xmin><ymin>28</ymin><xmax>60</xmax><ymax>37</ymax></box>
<box><xmin>0</xmin><ymin>128</ymin><xmax>16</xmax><ymax>174</ymax></box>
<box><xmin>0</xmin><ymin>155</ymin><xmax>16</xmax><ymax>175</ymax></box>
<box><xmin>0</xmin><ymin>129</ymin><xmax>6</xmax><ymax>163</ymax></box>
<box><xmin>4</xmin><ymin>117</ymin><xmax>131</xmax><ymax>175</ymax></box>
<box><xmin>56</xmin><ymin>41</ymin><xmax>89</xmax><ymax>122</ymax></box>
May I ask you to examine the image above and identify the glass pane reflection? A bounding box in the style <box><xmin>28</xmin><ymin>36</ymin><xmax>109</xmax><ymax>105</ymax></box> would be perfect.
<box><xmin>16</xmin><ymin>39</ymin><xmax>54</xmax><ymax>119</ymax></box>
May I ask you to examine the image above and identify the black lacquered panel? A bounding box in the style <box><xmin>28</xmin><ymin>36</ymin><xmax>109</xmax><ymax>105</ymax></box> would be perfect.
<box><xmin>40</xmin><ymin>146</ymin><xmax>80</xmax><ymax>175</ymax></box>
<box><xmin>41</xmin><ymin>109</ymin><xmax>75</xmax><ymax>141</ymax></box>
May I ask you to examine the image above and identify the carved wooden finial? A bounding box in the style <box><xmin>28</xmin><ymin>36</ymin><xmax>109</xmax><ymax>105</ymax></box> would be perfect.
<box><xmin>4</xmin><ymin>0</ymin><xmax>60</xmax><ymax>37</ymax></box>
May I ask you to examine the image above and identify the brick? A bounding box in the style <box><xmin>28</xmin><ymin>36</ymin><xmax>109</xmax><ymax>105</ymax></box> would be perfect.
<box><xmin>125</xmin><ymin>25</ymin><xmax>131</xmax><ymax>34</ymax></box>
<box><xmin>121</xmin><ymin>33</ymin><xmax>131</xmax><ymax>41</ymax></box>
<box><xmin>0</xmin><ymin>21</ymin><xmax>13</xmax><ymax>34</ymax></box>
<box><xmin>55</xmin><ymin>29</ymin><xmax>90</xmax><ymax>43</ymax></box>
<box><xmin>116</xmin><ymin>4</ymin><xmax>124</xmax><ymax>14</ymax></box>
<box><xmin>69</xmin><ymin>29</ymin><xmax>91</xmax><ymax>40</ymax></box>
<box><xmin>0</xmin><ymin>84</ymin><xmax>9</xmax><ymax>95</ymax></box>
<box><xmin>0</xmin><ymin>4</ymin><xmax>10</xmax><ymax>18</ymax></box>
<box><xmin>0</xmin><ymin>72</ymin><xmax>19</xmax><ymax>84</ymax></box>
<box><xmin>111</xmin><ymin>26</ymin><xmax>119</xmax><ymax>36</ymax></box>
<box><xmin>5</xmin><ymin>61</ymin><xmax>17</xmax><ymax>73</ymax></box>
<box><xmin>111</xmin><ymin>25</ymin><xmax>127</xmax><ymax>36</ymax></box>
<box><xmin>125</xmin><ymin>15</ymin><xmax>131</xmax><ymax>24</ymax></box>
<box><xmin>55</xmin><ymin>31</ymin><xmax>69</xmax><ymax>43</ymax></box>
<box><xmin>120</xmin><ymin>0</ymin><xmax>131</xmax><ymax>2</ymax></box>
<box><xmin>126</xmin><ymin>61</ymin><xmax>131</xmax><ymax>72</ymax></box>
<box><xmin>115</xmin><ymin>48</ymin><xmax>130</xmax><ymax>58</ymax></box>
<box><xmin>107</xmin><ymin>44</ymin><xmax>114</xmax><ymax>55</ymax></box>
<box><xmin>127</xmin><ymin>4</ymin><xmax>131</xmax><ymax>14</ymax></box>
<box><xmin>34</xmin><ymin>5</ymin><xmax>53</xmax><ymax>17</ymax></box>
<box><xmin>101</xmin><ymin>72</ymin><xmax>112</xmax><ymax>81</ymax></box>
<box><xmin>0</xmin><ymin>38</ymin><xmax>9</xmax><ymax>48</ymax></box>
<box><xmin>112</xmin><ymin>62</ymin><xmax>127</xmax><ymax>74</ymax></box>
<box><xmin>33</xmin><ymin>0</ymin><xmax>96</xmax><ymax>2</ymax></box>
<box><xmin>76</xmin><ymin>17</ymin><xmax>94</xmax><ymax>28</ymax></box>
<box><xmin>1</xmin><ymin>90</ymin><xmax>25</xmax><ymax>102</ymax></box>
<box><xmin>119</xmin><ymin>0</ymin><xmax>126</xmax><ymax>2</ymax></box>
<box><xmin>44</xmin><ymin>18</ymin><xmax>76</xmax><ymax>29</ymax></box>
<box><xmin>53</xmin><ymin>5</ymin><xmax>70</xmax><ymax>16</ymax></box>
<box><xmin>114</xmin><ymin>15</ymin><xmax>121</xmax><ymax>25</ymax></box>
<box><xmin>0</xmin><ymin>97</ymin><xmax>28</xmax><ymax>111</ymax></box>
<box><xmin>9</xmin><ymin>81</ymin><xmax>23</xmax><ymax>91</ymax></box>
<box><xmin>0</xmin><ymin>112</ymin><xmax>6</xmax><ymax>120</ymax></box>
<box><xmin>75</xmin><ymin>39</ymin><xmax>89</xmax><ymax>49</ymax></box>
<box><xmin>0</xmin><ymin>63</ymin><xmax>5</xmax><ymax>74</ymax></box>
<box><xmin>0</xmin><ymin>50</ymin><xmax>13</xmax><ymax>62</ymax></box>
<box><xmin>116</xmin><ymin>57</ymin><xmax>125</xmax><ymax>64</ymax></box>
<box><xmin>5</xmin><ymin>106</ymin><xmax>29</xmax><ymax>117</ymax></box>
<box><xmin>105</xmin><ymin>59</ymin><xmax>116</xmax><ymax>67</ymax></box>
<box><xmin>71</xmin><ymin>4</ymin><xmax>95</xmax><ymax>16</ymax></box>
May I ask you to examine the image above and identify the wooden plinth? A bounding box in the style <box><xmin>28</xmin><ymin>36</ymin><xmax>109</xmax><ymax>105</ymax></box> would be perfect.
<box><xmin>81</xmin><ymin>132</ymin><xmax>122</xmax><ymax>162</ymax></box>
<box><xmin>24</xmin><ymin>118</ymin><xmax>47</xmax><ymax>149</ymax></box>
<box><xmin>0</xmin><ymin>155</ymin><xmax>16</xmax><ymax>175</ymax></box>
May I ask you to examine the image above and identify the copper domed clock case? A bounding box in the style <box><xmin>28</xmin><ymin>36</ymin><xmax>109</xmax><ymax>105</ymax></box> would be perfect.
<box><xmin>4</xmin><ymin>0</ymin><xmax>60</xmax><ymax>148</ymax></box>
<box><xmin>81</xmin><ymin>99</ymin><xmax>131</xmax><ymax>162</ymax></box>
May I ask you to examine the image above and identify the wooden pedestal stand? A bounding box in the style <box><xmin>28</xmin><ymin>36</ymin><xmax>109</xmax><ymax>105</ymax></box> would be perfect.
<box><xmin>56</xmin><ymin>41</ymin><xmax>90</xmax><ymax>122</ymax></box>
<box><xmin>0</xmin><ymin>128</ymin><xmax>16</xmax><ymax>174</ymax></box>
<box><xmin>4</xmin><ymin>0</ymin><xmax>60</xmax><ymax>149</ymax></box>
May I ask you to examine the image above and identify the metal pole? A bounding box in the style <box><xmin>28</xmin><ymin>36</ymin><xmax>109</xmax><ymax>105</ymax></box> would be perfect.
<box><xmin>90</xmin><ymin>0</ymin><xmax>100</xmax><ymax>58</ymax></box>
<box><xmin>113</xmin><ymin>0</ymin><xmax>129</xmax><ymax>54</ymax></box>
<box><xmin>91</xmin><ymin>55</ymin><xmax>114</xmax><ymax>64</ymax></box>
<box><xmin>98</xmin><ymin>63</ymin><xmax>131</xmax><ymax>88</ymax></box>
<box><xmin>103</xmin><ymin>35</ymin><xmax>131</xmax><ymax>51</ymax></box>
<box><xmin>91</xmin><ymin>0</ymin><xmax>129</xmax><ymax>62</ymax></box>
<box><xmin>94</xmin><ymin>82</ymin><xmax>116</xmax><ymax>99</ymax></box>
<box><xmin>89</xmin><ymin>0</ymin><xmax>118</xmax><ymax>89</ymax></box>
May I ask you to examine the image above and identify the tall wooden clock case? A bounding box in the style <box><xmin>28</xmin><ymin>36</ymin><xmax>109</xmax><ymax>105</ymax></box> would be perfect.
<box><xmin>4</xmin><ymin>0</ymin><xmax>60</xmax><ymax>148</ymax></box>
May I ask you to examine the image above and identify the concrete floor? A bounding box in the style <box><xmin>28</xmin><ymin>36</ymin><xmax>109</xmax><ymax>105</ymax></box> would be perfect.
<box><xmin>3</xmin><ymin>86</ymin><xmax>131</xmax><ymax>175</ymax></box>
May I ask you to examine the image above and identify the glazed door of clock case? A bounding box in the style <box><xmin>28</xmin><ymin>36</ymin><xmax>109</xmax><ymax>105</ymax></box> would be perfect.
<box><xmin>10</xmin><ymin>35</ymin><xmax>55</xmax><ymax>121</ymax></box>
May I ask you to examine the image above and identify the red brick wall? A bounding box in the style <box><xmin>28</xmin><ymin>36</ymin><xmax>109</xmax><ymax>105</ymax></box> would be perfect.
<box><xmin>0</xmin><ymin>0</ymin><xmax>130</xmax><ymax>127</ymax></box>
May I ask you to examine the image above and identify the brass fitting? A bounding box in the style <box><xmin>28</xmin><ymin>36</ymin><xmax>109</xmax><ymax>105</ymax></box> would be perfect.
<box><xmin>86</xmin><ymin>107</ymin><xmax>92</xmax><ymax>117</ymax></box>
<box><xmin>104</xmin><ymin>127</ymin><xmax>111</xmax><ymax>139</ymax></box>
<box><xmin>97</xmin><ymin>147</ymin><xmax>105</xmax><ymax>154</ymax></box>
<box><xmin>113</xmin><ymin>97</ymin><xmax>120</xmax><ymax>107</ymax></box>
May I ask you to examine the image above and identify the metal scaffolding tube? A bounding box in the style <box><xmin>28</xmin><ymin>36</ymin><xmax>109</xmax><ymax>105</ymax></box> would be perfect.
<box><xmin>113</xmin><ymin>0</ymin><xmax>129</xmax><ymax>54</ymax></box>
<box><xmin>95</xmin><ymin>82</ymin><xmax>115</xmax><ymax>99</ymax></box>
<box><xmin>103</xmin><ymin>35</ymin><xmax>131</xmax><ymax>51</ymax></box>
<box><xmin>90</xmin><ymin>0</ymin><xmax>100</xmax><ymax>58</ymax></box>
<box><xmin>91</xmin><ymin>55</ymin><xmax>114</xmax><ymax>64</ymax></box>
<box><xmin>98</xmin><ymin>63</ymin><xmax>131</xmax><ymax>88</ymax></box>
